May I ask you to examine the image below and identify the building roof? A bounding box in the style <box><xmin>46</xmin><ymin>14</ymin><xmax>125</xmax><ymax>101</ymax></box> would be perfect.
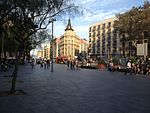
<box><xmin>89</xmin><ymin>17</ymin><xmax>117</xmax><ymax>27</ymax></box>
<box><xmin>65</xmin><ymin>19</ymin><xmax>74</xmax><ymax>31</ymax></box>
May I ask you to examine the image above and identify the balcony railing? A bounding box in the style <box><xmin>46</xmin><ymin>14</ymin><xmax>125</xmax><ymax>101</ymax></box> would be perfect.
<box><xmin>97</xmin><ymin>33</ymin><xmax>100</xmax><ymax>36</ymax></box>
<box><xmin>120</xmin><ymin>37</ymin><xmax>130</xmax><ymax>42</ymax></box>
<box><xmin>102</xmin><ymin>24</ymin><xmax>105</xmax><ymax>29</ymax></box>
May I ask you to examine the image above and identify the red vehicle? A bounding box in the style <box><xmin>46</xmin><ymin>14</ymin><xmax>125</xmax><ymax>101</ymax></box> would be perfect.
<box><xmin>56</xmin><ymin>56</ymin><xmax>68</xmax><ymax>64</ymax></box>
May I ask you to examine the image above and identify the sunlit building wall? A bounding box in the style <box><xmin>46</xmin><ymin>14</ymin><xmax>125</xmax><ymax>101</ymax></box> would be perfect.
<box><xmin>53</xmin><ymin>38</ymin><xmax>60</xmax><ymax>58</ymax></box>
<box><xmin>89</xmin><ymin>17</ymin><xmax>120</xmax><ymax>60</ymax></box>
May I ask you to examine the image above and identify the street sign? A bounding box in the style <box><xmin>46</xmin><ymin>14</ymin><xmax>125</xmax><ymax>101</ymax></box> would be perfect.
<box><xmin>137</xmin><ymin>44</ymin><xmax>144</xmax><ymax>56</ymax></box>
<box><xmin>137</xmin><ymin>43</ymin><xmax>148</xmax><ymax>56</ymax></box>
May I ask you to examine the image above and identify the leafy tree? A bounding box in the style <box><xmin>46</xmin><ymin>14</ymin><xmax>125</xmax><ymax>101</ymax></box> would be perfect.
<box><xmin>114</xmin><ymin>1</ymin><xmax>150</xmax><ymax>57</ymax></box>
<box><xmin>0</xmin><ymin>0</ymin><xmax>80</xmax><ymax>94</ymax></box>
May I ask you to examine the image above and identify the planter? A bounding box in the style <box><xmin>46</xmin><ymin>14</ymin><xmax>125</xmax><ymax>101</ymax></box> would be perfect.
<box><xmin>98</xmin><ymin>64</ymin><xmax>106</xmax><ymax>69</ymax></box>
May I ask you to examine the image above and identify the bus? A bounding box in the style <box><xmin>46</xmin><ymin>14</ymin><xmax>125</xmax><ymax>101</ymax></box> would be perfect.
<box><xmin>56</xmin><ymin>56</ymin><xmax>68</xmax><ymax>64</ymax></box>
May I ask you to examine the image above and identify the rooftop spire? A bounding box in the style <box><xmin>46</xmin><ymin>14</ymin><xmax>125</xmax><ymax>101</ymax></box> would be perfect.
<box><xmin>65</xmin><ymin>19</ymin><xmax>74</xmax><ymax>31</ymax></box>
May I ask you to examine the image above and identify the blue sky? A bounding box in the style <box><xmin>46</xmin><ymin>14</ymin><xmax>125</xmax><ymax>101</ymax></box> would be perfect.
<box><xmin>31</xmin><ymin>0</ymin><xmax>148</xmax><ymax>55</ymax></box>
<box><xmin>53</xmin><ymin>0</ymin><xmax>148</xmax><ymax>40</ymax></box>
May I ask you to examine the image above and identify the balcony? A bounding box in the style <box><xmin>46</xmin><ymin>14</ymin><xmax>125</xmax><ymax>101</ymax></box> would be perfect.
<box><xmin>89</xmin><ymin>33</ymin><xmax>91</xmax><ymax>37</ymax></box>
<box><xmin>120</xmin><ymin>37</ymin><xmax>130</xmax><ymax>42</ymax></box>
<box><xmin>102</xmin><ymin>24</ymin><xmax>105</xmax><ymax>29</ymax></box>
<box><xmin>107</xmin><ymin>29</ymin><xmax>111</xmax><ymax>34</ymax></box>
<box><xmin>97</xmin><ymin>51</ymin><xmax>100</xmax><ymax>54</ymax></box>
<box><xmin>92</xmin><ymin>40</ymin><xmax>96</xmax><ymax>43</ymax></box>
<box><xmin>107</xmin><ymin>25</ymin><xmax>111</xmax><ymax>29</ymax></box>
<box><xmin>107</xmin><ymin>37</ymin><xmax>111</xmax><ymax>41</ymax></box>
<box><xmin>92</xmin><ymin>32</ymin><xmax>96</xmax><ymax>37</ymax></box>
<box><xmin>97</xmin><ymin>44</ymin><xmax>100</xmax><ymax>47</ymax></box>
<box><xmin>113</xmin><ymin>37</ymin><xmax>117</xmax><ymax>40</ymax></box>
<box><xmin>89</xmin><ymin>28</ymin><xmax>92</xmax><ymax>32</ymax></box>
<box><xmin>89</xmin><ymin>44</ymin><xmax>91</xmax><ymax>48</ymax></box>
<box><xmin>102</xmin><ymin>32</ymin><xmax>105</xmax><ymax>36</ymax></box>
<box><xmin>102</xmin><ymin>39</ymin><xmax>105</xmax><ymax>43</ymax></box>
<box><xmin>102</xmin><ymin>46</ymin><xmax>105</xmax><ymax>49</ymax></box>
<box><xmin>97</xmin><ymin>28</ymin><xmax>100</xmax><ymax>31</ymax></box>
<box><xmin>92</xmin><ymin>26</ymin><xmax>96</xmax><ymax>32</ymax></box>
<box><xmin>107</xmin><ymin>23</ymin><xmax>111</xmax><ymax>29</ymax></box>
<box><xmin>113</xmin><ymin>43</ymin><xmax>117</xmax><ymax>47</ymax></box>
<box><xmin>97</xmin><ymin>33</ymin><xmax>100</xmax><ymax>36</ymax></box>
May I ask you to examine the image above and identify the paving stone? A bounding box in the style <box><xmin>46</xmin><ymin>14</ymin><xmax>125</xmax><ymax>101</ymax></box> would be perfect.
<box><xmin>0</xmin><ymin>63</ymin><xmax>150</xmax><ymax>113</ymax></box>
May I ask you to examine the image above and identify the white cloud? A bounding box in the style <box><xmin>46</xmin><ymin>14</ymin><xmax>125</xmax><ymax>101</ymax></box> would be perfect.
<box><xmin>98</xmin><ymin>0</ymin><xmax>121</xmax><ymax>6</ymax></box>
<box><xmin>76</xmin><ymin>0</ymin><xmax>96</xmax><ymax>5</ymax></box>
<box><xmin>79</xmin><ymin>8</ymin><xmax>129</xmax><ymax>23</ymax></box>
<box><xmin>53</xmin><ymin>7</ymin><xmax>129</xmax><ymax>40</ymax></box>
<box><xmin>74</xmin><ymin>25</ymin><xmax>89</xmax><ymax>38</ymax></box>
<box><xmin>51</xmin><ymin>0</ymin><xmax>143</xmax><ymax>40</ymax></box>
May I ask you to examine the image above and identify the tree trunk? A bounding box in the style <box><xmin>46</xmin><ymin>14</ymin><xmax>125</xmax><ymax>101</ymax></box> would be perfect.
<box><xmin>4</xmin><ymin>51</ymin><xmax>6</xmax><ymax>59</ymax></box>
<box><xmin>10</xmin><ymin>52</ymin><xmax>19</xmax><ymax>93</ymax></box>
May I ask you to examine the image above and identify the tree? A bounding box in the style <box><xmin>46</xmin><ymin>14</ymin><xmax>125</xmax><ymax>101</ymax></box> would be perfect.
<box><xmin>0</xmin><ymin>0</ymin><xmax>80</xmax><ymax>94</ymax></box>
<box><xmin>114</xmin><ymin>0</ymin><xmax>150</xmax><ymax>57</ymax></box>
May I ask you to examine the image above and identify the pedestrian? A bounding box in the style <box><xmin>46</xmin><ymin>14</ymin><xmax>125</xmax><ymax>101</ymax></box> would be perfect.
<box><xmin>31</xmin><ymin>58</ymin><xmax>35</xmax><ymax>69</ymax></box>
<box><xmin>70</xmin><ymin>60</ymin><xmax>73</xmax><ymax>69</ymax></box>
<box><xmin>72</xmin><ymin>60</ymin><xmax>75</xmax><ymax>70</ymax></box>
<box><xmin>75</xmin><ymin>60</ymin><xmax>79</xmax><ymax>70</ymax></box>
<box><xmin>67</xmin><ymin>60</ymin><xmax>70</xmax><ymax>69</ymax></box>
<box><xmin>108</xmin><ymin>60</ymin><xmax>113</xmax><ymax>72</ymax></box>
<box><xmin>125</xmin><ymin>60</ymin><xmax>132</xmax><ymax>75</ymax></box>
<box><xmin>44</xmin><ymin>60</ymin><xmax>47</xmax><ymax>69</ymax></box>
<box><xmin>47</xmin><ymin>60</ymin><xmax>50</xmax><ymax>68</ymax></box>
<box><xmin>40</xmin><ymin>60</ymin><xmax>43</xmax><ymax>68</ymax></box>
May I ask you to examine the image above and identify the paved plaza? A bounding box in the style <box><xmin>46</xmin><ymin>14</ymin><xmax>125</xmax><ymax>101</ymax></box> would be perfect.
<box><xmin>0</xmin><ymin>63</ymin><xmax>150</xmax><ymax>113</ymax></box>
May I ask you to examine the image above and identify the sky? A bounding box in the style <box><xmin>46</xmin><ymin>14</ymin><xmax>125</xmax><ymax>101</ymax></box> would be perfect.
<box><xmin>31</xmin><ymin>0</ymin><xmax>149</xmax><ymax>56</ymax></box>
<box><xmin>52</xmin><ymin>0</ymin><xmax>148</xmax><ymax>40</ymax></box>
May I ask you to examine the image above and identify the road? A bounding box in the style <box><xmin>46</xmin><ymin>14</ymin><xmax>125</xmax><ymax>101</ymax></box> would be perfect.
<box><xmin>0</xmin><ymin>63</ymin><xmax>150</xmax><ymax>113</ymax></box>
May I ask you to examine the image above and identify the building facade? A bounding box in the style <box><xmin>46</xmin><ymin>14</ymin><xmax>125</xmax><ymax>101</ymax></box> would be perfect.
<box><xmin>53</xmin><ymin>38</ymin><xmax>60</xmax><ymax>58</ymax></box>
<box><xmin>37</xmin><ymin>19</ymin><xmax>89</xmax><ymax>60</ymax></box>
<box><xmin>59</xmin><ymin>19</ymin><xmax>89</xmax><ymax>60</ymax></box>
<box><xmin>37</xmin><ymin>44</ymin><xmax>50</xmax><ymax>59</ymax></box>
<box><xmin>89</xmin><ymin>17</ymin><xmax>120</xmax><ymax>60</ymax></box>
<box><xmin>37</xmin><ymin>50</ymin><xmax>43</xmax><ymax>58</ymax></box>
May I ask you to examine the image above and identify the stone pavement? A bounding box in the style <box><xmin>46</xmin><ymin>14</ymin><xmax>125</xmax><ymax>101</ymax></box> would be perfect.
<box><xmin>0</xmin><ymin>63</ymin><xmax>150</xmax><ymax>113</ymax></box>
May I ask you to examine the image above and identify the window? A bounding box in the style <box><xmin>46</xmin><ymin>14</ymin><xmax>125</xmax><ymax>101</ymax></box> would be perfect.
<box><xmin>93</xmin><ymin>32</ymin><xmax>96</xmax><ymax>37</ymax></box>
<box><xmin>97</xmin><ymin>25</ymin><xmax>100</xmax><ymax>30</ymax></box>
<box><xmin>107</xmin><ymin>22</ymin><xmax>111</xmax><ymax>28</ymax></box>
<box><xmin>93</xmin><ymin>26</ymin><xmax>96</xmax><ymax>31</ymax></box>
<box><xmin>102</xmin><ymin>24</ymin><xmax>105</xmax><ymax>29</ymax></box>
<box><xmin>89</xmin><ymin>33</ymin><xmax>91</xmax><ymax>37</ymax></box>
<box><xmin>89</xmin><ymin>27</ymin><xmax>92</xmax><ymax>32</ymax></box>
<box><xmin>97</xmin><ymin>31</ymin><xmax>100</xmax><ymax>36</ymax></box>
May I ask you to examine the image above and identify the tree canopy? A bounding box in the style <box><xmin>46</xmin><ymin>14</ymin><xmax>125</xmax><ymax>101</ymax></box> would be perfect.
<box><xmin>0</xmin><ymin>0</ymin><xmax>80</xmax><ymax>94</ymax></box>
<box><xmin>0</xmin><ymin>0</ymin><xmax>79</xmax><ymax>58</ymax></box>
<box><xmin>114</xmin><ymin>0</ymin><xmax>150</xmax><ymax>41</ymax></box>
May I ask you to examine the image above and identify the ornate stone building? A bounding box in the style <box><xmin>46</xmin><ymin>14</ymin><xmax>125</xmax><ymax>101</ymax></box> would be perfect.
<box><xmin>37</xmin><ymin>19</ymin><xmax>89</xmax><ymax>60</ymax></box>
<box><xmin>59</xmin><ymin>19</ymin><xmax>88</xmax><ymax>60</ymax></box>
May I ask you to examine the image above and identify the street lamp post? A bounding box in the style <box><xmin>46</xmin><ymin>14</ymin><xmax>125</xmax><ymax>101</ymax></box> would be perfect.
<box><xmin>49</xmin><ymin>18</ymin><xmax>56</xmax><ymax>72</ymax></box>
